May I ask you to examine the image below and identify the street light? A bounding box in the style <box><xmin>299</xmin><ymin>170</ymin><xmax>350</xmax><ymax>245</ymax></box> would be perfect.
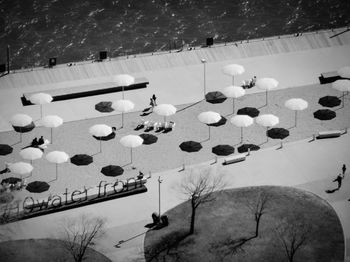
<box><xmin>201</xmin><ymin>59</ymin><xmax>207</xmax><ymax>98</ymax></box>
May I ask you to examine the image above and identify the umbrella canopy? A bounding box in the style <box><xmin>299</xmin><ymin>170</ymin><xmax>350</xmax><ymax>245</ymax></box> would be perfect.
<box><xmin>313</xmin><ymin>109</ymin><xmax>336</xmax><ymax>120</ymax></box>
<box><xmin>208</xmin><ymin>116</ymin><xmax>227</xmax><ymax>127</ymax></box>
<box><xmin>93</xmin><ymin>132</ymin><xmax>116</xmax><ymax>141</ymax></box>
<box><xmin>1</xmin><ymin>177</ymin><xmax>22</xmax><ymax>185</ymax></box>
<box><xmin>230</xmin><ymin>115</ymin><xmax>254</xmax><ymax>128</ymax></box>
<box><xmin>0</xmin><ymin>144</ymin><xmax>13</xmax><ymax>156</ymax></box>
<box><xmin>212</xmin><ymin>145</ymin><xmax>235</xmax><ymax>156</ymax></box>
<box><xmin>20</xmin><ymin>147</ymin><xmax>43</xmax><ymax>161</ymax></box>
<box><xmin>255</xmin><ymin>78</ymin><xmax>279</xmax><ymax>91</ymax></box>
<box><xmin>338</xmin><ymin>66</ymin><xmax>350</xmax><ymax>79</ymax></box>
<box><xmin>198</xmin><ymin>111</ymin><xmax>221</xmax><ymax>124</ymax></box>
<box><xmin>332</xmin><ymin>79</ymin><xmax>350</xmax><ymax>108</ymax></box>
<box><xmin>205</xmin><ymin>91</ymin><xmax>227</xmax><ymax>104</ymax></box>
<box><xmin>112</xmin><ymin>99</ymin><xmax>135</xmax><ymax>112</ymax></box>
<box><xmin>9</xmin><ymin>162</ymin><xmax>33</xmax><ymax>175</ymax></box>
<box><xmin>101</xmin><ymin>165</ymin><xmax>124</xmax><ymax>177</ymax></box>
<box><xmin>89</xmin><ymin>124</ymin><xmax>113</xmax><ymax>137</ymax></box>
<box><xmin>46</xmin><ymin>151</ymin><xmax>69</xmax><ymax>164</ymax></box>
<box><xmin>70</xmin><ymin>154</ymin><xmax>93</xmax><ymax>166</ymax></box>
<box><xmin>95</xmin><ymin>101</ymin><xmax>114</xmax><ymax>113</ymax></box>
<box><xmin>112</xmin><ymin>74</ymin><xmax>135</xmax><ymax>86</ymax></box>
<box><xmin>256</xmin><ymin>114</ymin><xmax>279</xmax><ymax>127</ymax></box>
<box><xmin>284</xmin><ymin>98</ymin><xmax>308</xmax><ymax>111</ymax></box>
<box><xmin>10</xmin><ymin>114</ymin><xmax>33</xmax><ymax>127</ymax></box>
<box><xmin>26</xmin><ymin>181</ymin><xmax>50</xmax><ymax>193</ymax></box>
<box><xmin>41</xmin><ymin>115</ymin><xmax>63</xmax><ymax>128</ymax></box>
<box><xmin>29</xmin><ymin>93</ymin><xmax>53</xmax><ymax>105</ymax></box>
<box><xmin>267</xmin><ymin>128</ymin><xmax>290</xmax><ymax>140</ymax></box>
<box><xmin>154</xmin><ymin>104</ymin><xmax>177</xmax><ymax>122</ymax></box>
<box><xmin>139</xmin><ymin>134</ymin><xmax>158</xmax><ymax>145</ymax></box>
<box><xmin>237</xmin><ymin>107</ymin><xmax>260</xmax><ymax>118</ymax></box>
<box><xmin>179</xmin><ymin>141</ymin><xmax>202</xmax><ymax>153</ymax></box>
<box><xmin>222</xmin><ymin>85</ymin><xmax>246</xmax><ymax>98</ymax></box>
<box><xmin>222</xmin><ymin>64</ymin><xmax>245</xmax><ymax>85</ymax></box>
<box><xmin>120</xmin><ymin>135</ymin><xmax>143</xmax><ymax>148</ymax></box>
<box><xmin>318</xmin><ymin>96</ymin><xmax>341</xmax><ymax>108</ymax></box>
<box><xmin>237</xmin><ymin>144</ymin><xmax>260</xmax><ymax>153</ymax></box>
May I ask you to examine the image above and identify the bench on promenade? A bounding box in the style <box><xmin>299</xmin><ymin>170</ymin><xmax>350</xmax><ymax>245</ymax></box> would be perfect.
<box><xmin>222</xmin><ymin>154</ymin><xmax>246</xmax><ymax>165</ymax></box>
<box><xmin>319</xmin><ymin>71</ymin><xmax>341</xmax><ymax>84</ymax></box>
<box><xmin>21</xmin><ymin>77</ymin><xmax>149</xmax><ymax>106</ymax></box>
<box><xmin>316</xmin><ymin>130</ymin><xmax>342</xmax><ymax>139</ymax></box>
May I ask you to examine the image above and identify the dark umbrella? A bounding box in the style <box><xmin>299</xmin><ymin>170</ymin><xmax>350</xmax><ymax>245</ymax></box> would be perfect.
<box><xmin>208</xmin><ymin>116</ymin><xmax>227</xmax><ymax>127</ymax></box>
<box><xmin>101</xmin><ymin>165</ymin><xmax>124</xmax><ymax>177</ymax></box>
<box><xmin>212</xmin><ymin>145</ymin><xmax>235</xmax><ymax>156</ymax></box>
<box><xmin>267</xmin><ymin>128</ymin><xmax>290</xmax><ymax>140</ymax></box>
<box><xmin>12</xmin><ymin>122</ymin><xmax>35</xmax><ymax>133</ymax></box>
<box><xmin>139</xmin><ymin>134</ymin><xmax>158</xmax><ymax>145</ymax></box>
<box><xmin>205</xmin><ymin>91</ymin><xmax>227</xmax><ymax>104</ymax></box>
<box><xmin>95</xmin><ymin>101</ymin><xmax>114</xmax><ymax>113</ymax></box>
<box><xmin>1</xmin><ymin>177</ymin><xmax>21</xmax><ymax>185</ymax></box>
<box><xmin>93</xmin><ymin>132</ymin><xmax>116</xmax><ymax>141</ymax></box>
<box><xmin>237</xmin><ymin>144</ymin><xmax>260</xmax><ymax>153</ymax></box>
<box><xmin>70</xmin><ymin>154</ymin><xmax>93</xmax><ymax>166</ymax></box>
<box><xmin>318</xmin><ymin>96</ymin><xmax>341</xmax><ymax>108</ymax></box>
<box><xmin>26</xmin><ymin>181</ymin><xmax>50</xmax><ymax>193</ymax></box>
<box><xmin>237</xmin><ymin>107</ymin><xmax>260</xmax><ymax>118</ymax></box>
<box><xmin>313</xmin><ymin>109</ymin><xmax>336</xmax><ymax>120</ymax></box>
<box><xmin>0</xmin><ymin>144</ymin><xmax>13</xmax><ymax>156</ymax></box>
<box><xmin>179</xmin><ymin>141</ymin><xmax>203</xmax><ymax>152</ymax></box>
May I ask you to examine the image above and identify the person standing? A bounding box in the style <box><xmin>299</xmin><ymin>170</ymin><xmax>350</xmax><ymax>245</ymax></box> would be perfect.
<box><xmin>150</xmin><ymin>98</ymin><xmax>154</xmax><ymax>111</ymax></box>
<box><xmin>342</xmin><ymin>164</ymin><xmax>347</xmax><ymax>176</ymax></box>
<box><xmin>152</xmin><ymin>94</ymin><xmax>157</xmax><ymax>106</ymax></box>
<box><xmin>333</xmin><ymin>173</ymin><xmax>344</xmax><ymax>190</ymax></box>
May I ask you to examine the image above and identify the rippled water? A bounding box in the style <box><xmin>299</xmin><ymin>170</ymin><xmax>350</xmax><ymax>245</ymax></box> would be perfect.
<box><xmin>0</xmin><ymin>0</ymin><xmax>349</xmax><ymax>69</ymax></box>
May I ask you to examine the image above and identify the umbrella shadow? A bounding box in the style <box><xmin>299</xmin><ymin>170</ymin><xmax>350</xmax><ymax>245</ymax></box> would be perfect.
<box><xmin>325</xmin><ymin>188</ymin><xmax>338</xmax><ymax>194</ymax></box>
<box><xmin>140</xmin><ymin>112</ymin><xmax>152</xmax><ymax>117</ymax></box>
<box><xmin>11</xmin><ymin>141</ymin><xmax>21</xmax><ymax>146</ymax></box>
<box><xmin>47</xmin><ymin>178</ymin><xmax>57</xmax><ymax>184</ymax></box>
<box><xmin>200</xmin><ymin>137</ymin><xmax>210</xmax><ymax>143</ymax></box>
<box><xmin>143</xmin><ymin>107</ymin><xmax>152</xmax><ymax>112</ymax></box>
<box><xmin>257</xmin><ymin>104</ymin><xmax>267</xmax><ymax>110</ymax></box>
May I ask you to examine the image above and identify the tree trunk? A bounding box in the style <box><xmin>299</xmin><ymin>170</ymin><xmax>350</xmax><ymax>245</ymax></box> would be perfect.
<box><xmin>189</xmin><ymin>200</ymin><xmax>196</xmax><ymax>235</ymax></box>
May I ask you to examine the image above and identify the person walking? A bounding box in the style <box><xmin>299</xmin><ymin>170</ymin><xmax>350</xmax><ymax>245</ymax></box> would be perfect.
<box><xmin>150</xmin><ymin>98</ymin><xmax>155</xmax><ymax>111</ymax></box>
<box><xmin>342</xmin><ymin>164</ymin><xmax>346</xmax><ymax>176</ymax></box>
<box><xmin>152</xmin><ymin>94</ymin><xmax>157</xmax><ymax>106</ymax></box>
<box><xmin>333</xmin><ymin>173</ymin><xmax>344</xmax><ymax>190</ymax></box>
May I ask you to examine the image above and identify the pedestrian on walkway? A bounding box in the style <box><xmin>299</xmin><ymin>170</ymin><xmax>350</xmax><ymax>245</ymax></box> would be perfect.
<box><xmin>150</xmin><ymin>98</ymin><xmax>155</xmax><ymax>111</ymax></box>
<box><xmin>152</xmin><ymin>94</ymin><xmax>157</xmax><ymax>106</ymax></box>
<box><xmin>333</xmin><ymin>173</ymin><xmax>344</xmax><ymax>190</ymax></box>
<box><xmin>342</xmin><ymin>164</ymin><xmax>346</xmax><ymax>176</ymax></box>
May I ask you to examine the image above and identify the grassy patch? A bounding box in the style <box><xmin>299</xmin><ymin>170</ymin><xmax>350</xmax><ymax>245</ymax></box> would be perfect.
<box><xmin>0</xmin><ymin>238</ymin><xmax>112</xmax><ymax>262</ymax></box>
<box><xmin>144</xmin><ymin>186</ymin><xmax>344</xmax><ymax>262</ymax></box>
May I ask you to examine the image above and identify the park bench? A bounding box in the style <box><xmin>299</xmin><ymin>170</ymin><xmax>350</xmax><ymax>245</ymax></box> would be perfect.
<box><xmin>316</xmin><ymin>130</ymin><xmax>342</xmax><ymax>139</ymax></box>
<box><xmin>21</xmin><ymin>77</ymin><xmax>149</xmax><ymax>106</ymax></box>
<box><xmin>222</xmin><ymin>154</ymin><xmax>246</xmax><ymax>165</ymax></box>
<box><xmin>319</xmin><ymin>71</ymin><xmax>341</xmax><ymax>84</ymax></box>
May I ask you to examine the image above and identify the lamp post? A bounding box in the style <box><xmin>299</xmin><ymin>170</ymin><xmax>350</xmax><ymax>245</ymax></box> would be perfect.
<box><xmin>201</xmin><ymin>59</ymin><xmax>207</xmax><ymax>98</ymax></box>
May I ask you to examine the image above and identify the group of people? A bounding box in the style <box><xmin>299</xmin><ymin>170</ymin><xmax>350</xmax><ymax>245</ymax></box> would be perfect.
<box><xmin>30</xmin><ymin>136</ymin><xmax>46</xmax><ymax>147</ymax></box>
<box><xmin>242</xmin><ymin>76</ymin><xmax>257</xmax><ymax>89</ymax></box>
<box><xmin>149</xmin><ymin>94</ymin><xmax>157</xmax><ymax>109</ymax></box>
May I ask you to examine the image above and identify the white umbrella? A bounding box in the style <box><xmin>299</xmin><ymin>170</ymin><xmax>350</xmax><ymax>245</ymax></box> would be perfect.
<box><xmin>222</xmin><ymin>64</ymin><xmax>245</xmax><ymax>85</ymax></box>
<box><xmin>120</xmin><ymin>135</ymin><xmax>143</xmax><ymax>164</ymax></box>
<box><xmin>230</xmin><ymin>115</ymin><xmax>254</xmax><ymax>143</ymax></box>
<box><xmin>20</xmin><ymin>147</ymin><xmax>43</xmax><ymax>177</ymax></box>
<box><xmin>89</xmin><ymin>124</ymin><xmax>113</xmax><ymax>153</ymax></box>
<box><xmin>9</xmin><ymin>162</ymin><xmax>33</xmax><ymax>176</ymax></box>
<box><xmin>284</xmin><ymin>98</ymin><xmax>308</xmax><ymax>127</ymax></box>
<box><xmin>223</xmin><ymin>85</ymin><xmax>246</xmax><ymax>114</ymax></box>
<box><xmin>41</xmin><ymin>115</ymin><xmax>63</xmax><ymax>143</ymax></box>
<box><xmin>10</xmin><ymin>114</ymin><xmax>35</xmax><ymax>143</ymax></box>
<box><xmin>154</xmin><ymin>104</ymin><xmax>177</xmax><ymax>122</ymax></box>
<box><xmin>198</xmin><ymin>111</ymin><xmax>221</xmax><ymax>140</ymax></box>
<box><xmin>332</xmin><ymin>80</ymin><xmax>350</xmax><ymax>108</ymax></box>
<box><xmin>29</xmin><ymin>93</ymin><xmax>53</xmax><ymax>119</ymax></box>
<box><xmin>112</xmin><ymin>99</ymin><xmax>135</xmax><ymax>128</ymax></box>
<box><xmin>256</xmin><ymin>78</ymin><xmax>279</xmax><ymax>106</ymax></box>
<box><xmin>46</xmin><ymin>151</ymin><xmax>69</xmax><ymax>181</ymax></box>
<box><xmin>256</xmin><ymin>114</ymin><xmax>279</xmax><ymax>142</ymax></box>
<box><xmin>112</xmin><ymin>74</ymin><xmax>135</xmax><ymax>99</ymax></box>
<box><xmin>338</xmin><ymin>66</ymin><xmax>350</xmax><ymax>79</ymax></box>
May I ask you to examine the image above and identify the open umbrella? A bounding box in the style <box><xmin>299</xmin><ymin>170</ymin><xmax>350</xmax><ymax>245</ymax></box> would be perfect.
<box><xmin>332</xmin><ymin>80</ymin><xmax>350</xmax><ymax>108</ymax></box>
<box><xmin>46</xmin><ymin>151</ymin><xmax>69</xmax><ymax>181</ymax></box>
<box><xmin>256</xmin><ymin>114</ymin><xmax>279</xmax><ymax>142</ymax></box>
<box><xmin>318</xmin><ymin>96</ymin><xmax>341</xmax><ymax>108</ymax></box>
<box><xmin>41</xmin><ymin>115</ymin><xmax>63</xmax><ymax>144</ymax></box>
<box><xmin>338</xmin><ymin>66</ymin><xmax>350</xmax><ymax>79</ymax></box>
<box><xmin>26</xmin><ymin>181</ymin><xmax>50</xmax><ymax>193</ymax></box>
<box><xmin>154</xmin><ymin>104</ymin><xmax>177</xmax><ymax>122</ymax></box>
<box><xmin>10</xmin><ymin>114</ymin><xmax>35</xmax><ymax>143</ymax></box>
<box><xmin>70</xmin><ymin>154</ymin><xmax>93</xmax><ymax>166</ymax></box>
<box><xmin>89</xmin><ymin>124</ymin><xmax>113</xmax><ymax>153</ymax></box>
<box><xmin>237</xmin><ymin>144</ymin><xmax>260</xmax><ymax>153</ymax></box>
<box><xmin>29</xmin><ymin>93</ymin><xmax>53</xmax><ymax>119</ymax></box>
<box><xmin>112</xmin><ymin>99</ymin><xmax>135</xmax><ymax>128</ymax></box>
<box><xmin>9</xmin><ymin>162</ymin><xmax>33</xmax><ymax>176</ymax></box>
<box><xmin>205</xmin><ymin>91</ymin><xmax>227</xmax><ymax>104</ymax></box>
<box><xmin>139</xmin><ymin>134</ymin><xmax>158</xmax><ymax>145</ymax></box>
<box><xmin>267</xmin><ymin>128</ymin><xmax>290</xmax><ymax>140</ymax></box>
<box><xmin>179</xmin><ymin>141</ymin><xmax>202</xmax><ymax>169</ymax></box>
<box><xmin>208</xmin><ymin>116</ymin><xmax>227</xmax><ymax>127</ymax></box>
<box><xmin>222</xmin><ymin>85</ymin><xmax>245</xmax><ymax>114</ymax></box>
<box><xmin>101</xmin><ymin>165</ymin><xmax>124</xmax><ymax>177</ymax></box>
<box><xmin>112</xmin><ymin>74</ymin><xmax>135</xmax><ymax>99</ymax></box>
<box><xmin>95</xmin><ymin>101</ymin><xmax>114</xmax><ymax>113</ymax></box>
<box><xmin>20</xmin><ymin>147</ymin><xmax>43</xmax><ymax>177</ymax></box>
<box><xmin>230</xmin><ymin>115</ymin><xmax>254</xmax><ymax>144</ymax></box>
<box><xmin>120</xmin><ymin>135</ymin><xmax>143</xmax><ymax>165</ymax></box>
<box><xmin>0</xmin><ymin>144</ymin><xmax>13</xmax><ymax>156</ymax></box>
<box><xmin>212</xmin><ymin>145</ymin><xmax>235</xmax><ymax>156</ymax></box>
<box><xmin>313</xmin><ymin>109</ymin><xmax>336</xmax><ymax>121</ymax></box>
<box><xmin>198</xmin><ymin>111</ymin><xmax>221</xmax><ymax>140</ymax></box>
<box><xmin>284</xmin><ymin>98</ymin><xmax>308</xmax><ymax>127</ymax></box>
<box><xmin>222</xmin><ymin>64</ymin><xmax>245</xmax><ymax>85</ymax></box>
<box><xmin>237</xmin><ymin>107</ymin><xmax>260</xmax><ymax>118</ymax></box>
<box><xmin>256</xmin><ymin>78</ymin><xmax>278</xmax><ymax>106</ymax></box>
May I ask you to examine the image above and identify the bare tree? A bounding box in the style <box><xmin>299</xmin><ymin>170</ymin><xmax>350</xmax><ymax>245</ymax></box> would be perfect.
<box><xmin>275</xmin><ymin>220</ymin><xmax>313</xmax><ymax>262</ymax></box>
<box><xmin>59</xmin><ymin>214</ymin><xmax>106</xmax><ymax>262</ymax></box>
<box><xmin>177</xmin><ymin>167</ymin><xmax>227</xmax><ymax>235</ymax></box>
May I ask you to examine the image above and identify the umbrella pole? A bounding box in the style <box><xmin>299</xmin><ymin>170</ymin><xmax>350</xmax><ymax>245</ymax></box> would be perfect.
<box><xmin>20</xmin><ymin>127</ymin><xmax>22</xmax><ymax>143</ymax></box>
<box><xmin>295</xmin><ymin>111</ymin><xmax>298</xmax><ymax>127</ymax></box>
<box><xmin>208</xmin><ymin>126</ymin><xmax>211</xmax><ymax>140</ymax></box>
<box><xmin>55</xmin><ymin>163</ymin><xmax>58</xmax><ymax>181</ymax></box>
<box><xmin>241</xmin><ymin>127</ymin><xmax>243</xmax><ymax>144</ymax></box>
<box><xmin>122</xmin><ymin>86</ymin><xmax>125</xmax><ymax>99</ymax></box>
<box><xmin>343</xmin><ymin>92</ymin><xmax>345</xmax><ymax>108</ymax></box>
<box><xmin>265</xmin><ymin>90</ymin><xmax>268</xmax><ymax>106</ymax></box>
<box><xmin>100</xmin><ymin>140</ymin><xmax>102</xmax><ymax>153</ymax></box>
<box><xmin>266</xmin><ymin>127</ymin><xmax>269</xmax><ymax>142</ymax></box>
<box><xmin>122</xmin><ymin>112</ymin><xmax>124</xmax><ymax>128</ymax></box>
<box><xmin>51</xmin><ymin>128</ymin><xmax>53</xmax><ymax>144</ymax></box>
<box><xmin>40</xmin><ymin>105</ymin><xmax>43</xmax><ymax>119</ymax></box>
<box><xmin>232</xmin><ymin>76</ymin><xmax>234</xmax><ymax>85</ymax></box>
<box><xmin>130</xmin><ymin>148</ymin><xmax>133</xmax><ymax>164</ymax></box>
<box><xmin>164</xmin><ymin>116</ymin><xmax>166</xmax><ymax>123</ymax></box>
<box><xmin>232</xmin><ymin>98</ymin><xmax>235</xmax><ymax>114</ymax></box>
